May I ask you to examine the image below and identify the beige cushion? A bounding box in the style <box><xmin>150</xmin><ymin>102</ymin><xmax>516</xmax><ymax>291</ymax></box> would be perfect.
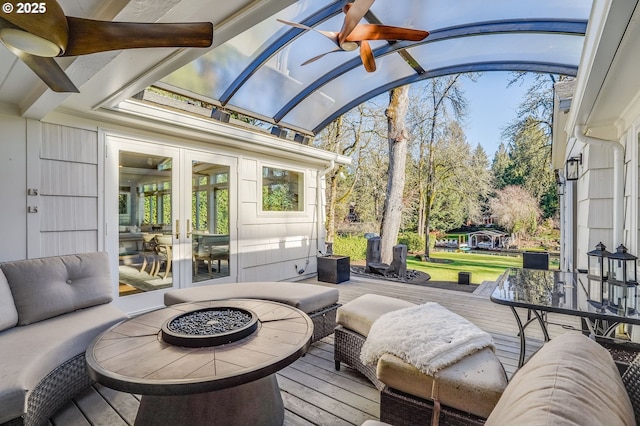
<box><xmin>486</xmin><ymin>333</ymin><xmax>635</xmax><ymax>426</ymax></box>
<box><xmin>2</xmin><ymin>252</ymin><xmax>112</xmax><ymax>325</ymax></box>
<box><xmin>377</xmin><ymin>348</ymin><xmax>507</xmax><ymax>418</ymax></box>
<box><xmin>336</xmin><ymin>294</ymin><xmax>415</xmax><ymax>337</ymax></box>
<box><xmin>0</xmin><ymin>269</ymin><xmax>18</xmax><ymax>331</ymax></box>
<box><xmin>164</xmin><ymin>282</ymin><xmax>339</xmax><ymax>314</ymax></box>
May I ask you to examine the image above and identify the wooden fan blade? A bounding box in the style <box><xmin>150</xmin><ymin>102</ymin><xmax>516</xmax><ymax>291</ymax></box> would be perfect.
<box><xmin>301</xmin><ymin>47</ymin><xmax>342</xmax><ymax>66</ymax></box>
<box><xmin>16</xmin><ymin>51</ymin><xmax>78</xmax><ymax>92</ymax></box>
<box><xmin>346</xmin><ymin>24</ymin><xmax>429</xmax><ymax>42</ymax></box>
<box><xmin>338</xmin><ymin>0</ymin><xmax>375</xmax><ymax>46</ymax></box>
<box><xmin>0</xmin><ymin>0</ymin><xmax>67</xmax><ymax>54</ymax></box>
<box><xmin>277</xmin><ymin>19</ymin><xmax>338</xmax><ymax>45</ymax></box>
<box><xmin>359</xmin><ymin>40</ymin><xmax>376</xmax><ymax>72</ymax></box>
<box><xmin>62</xmin><ymin>18</ymin><xmax>213</xmax><ymax>56</ymax></box>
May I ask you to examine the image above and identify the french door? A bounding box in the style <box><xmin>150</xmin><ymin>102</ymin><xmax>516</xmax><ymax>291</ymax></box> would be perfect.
<box><xmin>106</xmin><ymin>136</ymin><xmax>236</xmax><ymax>313</ymax></box>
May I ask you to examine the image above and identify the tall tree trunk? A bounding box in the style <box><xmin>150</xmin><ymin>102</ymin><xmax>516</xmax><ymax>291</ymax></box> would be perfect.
<box><xmin>424</xmin><ymin>192</ymin><xmax>433</xmax><ymax>260</ymax></box>
<box><xmin>380</xmin><ymin>86</ymin><xmax>409</xmax><ymax>264</ymax></box>
<box><xmin>417</xmin><ymin>191</ymin><xmax>426</xmax><ymax>238</ymax></box>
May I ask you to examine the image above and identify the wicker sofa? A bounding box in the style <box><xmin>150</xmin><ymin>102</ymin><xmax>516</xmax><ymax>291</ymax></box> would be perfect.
<box><xmin>365</xmin><ymin>334</ymin><xmax>636</xmax><ymax>425</ymax></box>
<box><xmin>336</xmin><ymin>295</ymin><xmax>637</xmax><ymax>426</ymax></box>
<box><xmin>0</xmin><ymin>252</ymin><xmax>127</xmax><ymax>426</ymax></box>
<box><xmin>164</xmin><ymin>281</ymin><xmax>340</xmax><ymax>342</ymax></box>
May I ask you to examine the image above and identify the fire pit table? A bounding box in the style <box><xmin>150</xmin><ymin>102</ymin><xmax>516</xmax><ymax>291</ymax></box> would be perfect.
<box><xmin>85</xmin><ymin>299</ymin><xmax>313</xmax><ymax>426</ymax></box>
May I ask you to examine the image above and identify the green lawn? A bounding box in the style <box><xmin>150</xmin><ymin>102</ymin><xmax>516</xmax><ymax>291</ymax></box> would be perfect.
<box><xmin>409</xmin><ymin>251</ymin><xmax>523</xmax><ymax>285</ymax></box>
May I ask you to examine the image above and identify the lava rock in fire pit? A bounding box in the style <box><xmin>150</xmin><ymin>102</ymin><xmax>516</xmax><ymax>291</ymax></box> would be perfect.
<box><xmin>161</xmin><ymin>307</ymin><xmax>258</xmax><ymax>347</ymax></box>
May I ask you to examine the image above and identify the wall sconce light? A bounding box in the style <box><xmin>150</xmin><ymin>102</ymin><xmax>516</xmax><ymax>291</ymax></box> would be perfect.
<box><xmin>565</xmin><ymin>154</ymin><xmax>582</xmax><ymax>181</ymax></box>
<box><xmin>554</xmin><ymin>169</ymin><xmax>565</xmax><ymax>195</ymax></box>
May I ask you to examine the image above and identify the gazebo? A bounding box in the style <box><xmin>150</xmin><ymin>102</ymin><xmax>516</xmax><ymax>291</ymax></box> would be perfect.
<box><xmin>468</xmin><ymin>230</ymin><xmax>509</xmax><ymax>250</ymax></box>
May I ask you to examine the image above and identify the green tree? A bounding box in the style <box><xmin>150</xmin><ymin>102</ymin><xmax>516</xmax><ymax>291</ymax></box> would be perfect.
<box><xmin>491</xmin><ymin>142</ymin><xmax>511</xmax><ymax>190</ymax></box>
<box><xmin>500</xmin><ymin>72</ymin><xmax>565</xmax><ymax>218</ymax></box>
<box><xmin>405</xmin><ymin>75</ymin><xmax>471</xmax><ymax>259</ymax></box>
<box><xmin>315</xmin><ymin>104</ymin><xmax>378</xmax><ymax>242</ymax></box>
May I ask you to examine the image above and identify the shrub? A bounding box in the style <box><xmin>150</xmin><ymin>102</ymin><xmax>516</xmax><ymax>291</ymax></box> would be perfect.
<box><xmin>332</xmin><ymin>235</ymin><xmax>367</xmax><ymax>260</ymax></box>
<box><xmin>398</xmin><ymin>232</ymin><xmax>427</xmax><ymax>253</ymax></box>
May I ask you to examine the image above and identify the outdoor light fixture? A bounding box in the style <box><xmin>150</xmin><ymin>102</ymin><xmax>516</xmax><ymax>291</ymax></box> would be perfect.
<box><xmin>587</xmin><ymin>242</ymin><xmax>610</xmax><ymax>303</ymax></box>
<box><xmin>565</xmin><ymin>154</ymin><xmax>582</xmax><ymax>181</ymax></box>
<box><xmin>554</xmin><ymin>169</ymin><xmax>565</xmax><ymax>195</ymax></box>
<box><xmin>607</xmin><ymin>244</ymin><xmax>638</xmax><ymax>316</ymax></box>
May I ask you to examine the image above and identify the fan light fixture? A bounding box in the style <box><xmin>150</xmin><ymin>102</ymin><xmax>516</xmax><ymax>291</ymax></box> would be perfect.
<box><xmin>0</xmin><ymin>28</ymin><xmax>61</xmax><ymax>57</ymax></box>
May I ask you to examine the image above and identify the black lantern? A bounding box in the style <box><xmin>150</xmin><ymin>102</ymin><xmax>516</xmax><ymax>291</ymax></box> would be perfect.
<box><xmin>607</xmin><ymin>244</ymin><xmax>638</xmax><ymax>315</ymax></box>
<box><xmin>587</xmin><ymin>242</ymin><xmax>610</xmax><ymax>303</ymax></box>
<box><xmin>565</xmin><ymin>154</ymin><xmax>582</xmax><ymax>181</ymax></box>
<box><xmin>554</xmin><ymin>169</ymin><xmax>565</xmax><ymax>196</ymax></box>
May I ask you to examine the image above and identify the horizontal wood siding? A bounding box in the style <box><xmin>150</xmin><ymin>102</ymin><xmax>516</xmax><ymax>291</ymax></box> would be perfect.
<box><xmin>40</xmin><ymin>196</ymin><xmax>98</xmax><ymax>231</ymax></box>
<box><xmin>42</xmin><ymin>123</ymin><xmax>98</xmax><ymax>163</ymax></box>
<box><xmin>40</xmin><ymin>230</ymin><xmax>99</xmax><ymax>257</ymax></box>
<box><xmin>238</xmin><ymin>158</ymin><xmax>320</xmax><ymax>282</ymax></box>
<box><xmin>38</xmin><ymin>124</ymin><xmax>99</xmax><ymax>257</ymax></box>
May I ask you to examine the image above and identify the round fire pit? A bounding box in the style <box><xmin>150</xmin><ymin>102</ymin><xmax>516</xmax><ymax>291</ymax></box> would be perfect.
<box><xmin>161</xmin><ymin>307</ymin><xmax>258</xmax><ymax>347</ymax></box>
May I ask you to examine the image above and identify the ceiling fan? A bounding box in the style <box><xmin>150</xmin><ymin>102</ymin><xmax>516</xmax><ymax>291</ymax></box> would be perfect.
<box><xmin>0</xmin><ymin>0</ymin><xmax>213</xmax><ymax>93</ymax></box>
<box><xmin>278</xmin><ymin>0</ymin><xmax>428</xmax><ymax>72</ymax></box>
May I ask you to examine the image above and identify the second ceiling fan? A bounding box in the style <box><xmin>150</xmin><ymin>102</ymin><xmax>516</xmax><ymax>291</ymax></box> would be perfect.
<box><xmin>0</xmin><ymin>0</ymin><xmax>213</xmax><ymax>92</ymax></box>
<box><xmin>279</xmin><ymin>0</ymin><xmax>428</xmax><ymax>72</ymax></box>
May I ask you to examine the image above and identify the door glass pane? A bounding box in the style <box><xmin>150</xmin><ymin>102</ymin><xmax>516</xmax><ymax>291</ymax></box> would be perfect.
<box><xmin>192</xmin><ymin>161</ymin><xmax>230</xmax><ymax>282</ymax></box>
<box><xmin>118</xmin><ymin>151</ymin><xmax>174</xmax><ymax>296</ymax></box>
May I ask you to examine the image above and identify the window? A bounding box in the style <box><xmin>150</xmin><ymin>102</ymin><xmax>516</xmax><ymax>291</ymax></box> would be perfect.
<box><xmin>262</xmin><ymin>166</ymin><xmax>303</xmax><ymax>211</ymax></box>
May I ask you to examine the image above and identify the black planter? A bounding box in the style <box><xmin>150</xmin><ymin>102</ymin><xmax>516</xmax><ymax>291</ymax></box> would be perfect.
<box><xmin>523</xmin><ymin>251</ymin><xmax>549</xmax><ymax>270</ymax></box>
<box><xmin>317</xmin><ymin>255</ymin><xmax>350</xmax><ymax>284</ymax></box>
<box><xmin>458</xmin><ymin>272</ymin><xmax>471</xmax><ymax>285</ymax></box>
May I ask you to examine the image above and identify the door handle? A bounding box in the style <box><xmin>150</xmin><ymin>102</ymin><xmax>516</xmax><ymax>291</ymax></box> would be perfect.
<box><xmin>175</xmin><ymin>219</ymin><xmax>180</xmax><ymax>239</ymax></box>
<box><xmin>187</xmin><ymin>219</ymin><xmax>192</xmax><ymax>238</ymax></box>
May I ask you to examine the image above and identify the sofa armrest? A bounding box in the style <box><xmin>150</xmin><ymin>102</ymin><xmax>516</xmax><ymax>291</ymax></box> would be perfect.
<box><xmin>486</xmin><ymin>333</ymin><xmax>635</xmax><ymax>426</ymax></box>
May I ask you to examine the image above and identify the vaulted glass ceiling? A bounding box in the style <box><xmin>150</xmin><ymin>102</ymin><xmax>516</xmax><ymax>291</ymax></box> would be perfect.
<box><xmin>160</xmin><ymin>0</ymin><xmax>591</xmax><ymax>136</ymax></box>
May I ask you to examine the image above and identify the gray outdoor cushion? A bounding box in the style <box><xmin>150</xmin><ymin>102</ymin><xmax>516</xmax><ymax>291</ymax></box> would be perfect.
<box><xmin>164</xmin><ymin>282</ymin><xmax>339</xmax><ymax>314</ymax></box>
<box><xmin>0</xmin><ymin>303</ymin><xmax>126</xmax><ymax>424</ymax></box>
<box><xmin>0</xmin><ymin>269</ymin><xmax>18</xmax><ymax>331</ymax></box>
<box><xmin>1</xmin><ymin>252</ymin><xmax>112</xmax><ymax>325</ymax></box>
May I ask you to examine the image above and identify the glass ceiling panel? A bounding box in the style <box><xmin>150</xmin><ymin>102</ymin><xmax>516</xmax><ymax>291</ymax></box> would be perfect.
<box><xmin>410</xmin><ymin>33</ymin><xmax>584</xmax><ymax>75</ymax></box>
<box><xmin>161</xmin><ymin>0</ymin><xmax>335</xmax><ymax>100</ymax></box>
<box><xmin>229</xmin><ymin>15</ymin><xmax>390</xmax><ymax>118</ymax></box>
<box><xmin>158</xmin><ymin>0</ymin><xmax>591</xmax><ymax>135</ymax></box>
<box><xmin>280</xmin><ymin>54</ymin><xmax>415</xmax><ymax>131</ymax></box>
<box><xmin>372</xmin><ymin>0</ymin><xmax>591</xmax><ymax>30</ymax></box>
<box><xmin>278</xmin><ymin>33</ymin><xmax>584</xmax><ymax>132</ymax></box>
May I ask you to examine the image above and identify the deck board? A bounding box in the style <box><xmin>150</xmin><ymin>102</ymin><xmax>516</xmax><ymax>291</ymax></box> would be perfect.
<box><xmin>50</xmin><ymin>275</ymin><xmax>582</xmax><ymax>425</ymax></box>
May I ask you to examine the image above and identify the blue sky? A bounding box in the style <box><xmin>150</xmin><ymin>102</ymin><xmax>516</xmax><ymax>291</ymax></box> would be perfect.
<box><xmin>462</xmin><ymin>72</ymin><xmax>535</xmax><ymax>158</ymax></box>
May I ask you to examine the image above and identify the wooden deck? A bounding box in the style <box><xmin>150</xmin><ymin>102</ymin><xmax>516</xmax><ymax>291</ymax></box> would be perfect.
<box><xmin>48</xmin><ymin>275</ymin><xmax>581</xmax><ymax>425</ymax></box>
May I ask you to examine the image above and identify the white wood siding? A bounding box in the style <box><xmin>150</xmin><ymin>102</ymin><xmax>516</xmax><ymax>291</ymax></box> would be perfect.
<box><xmin>575</xmin><ymin>144</ymin><xmax>614</xmax><ymax>270</ymax></box>
<box><xmin>37</xmin><ymin>123</ymin><xmax>99</xmax><ymax>257</ymax></box>
<box><xmin>0</xmin><ymin>114</ymin><xmax>27</xmax><ymax>261</ymax></box>
<box><xmin>238</xmin><ymin>158</ymin><xmax>320</xmax><ymax>282</ymax></box>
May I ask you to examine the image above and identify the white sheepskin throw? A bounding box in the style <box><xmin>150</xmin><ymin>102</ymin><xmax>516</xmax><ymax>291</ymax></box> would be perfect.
<box><xmin>360</xmin><ymin>302</ymin><xmax>495</xmax><ymax>375</ymax></box>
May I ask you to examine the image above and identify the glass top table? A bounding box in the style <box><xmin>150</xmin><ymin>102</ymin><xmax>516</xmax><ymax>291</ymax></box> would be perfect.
<box><xmin>490</xmin><ymin>268</ymin><xmax>640</xmax><ymax>367</ymax></box>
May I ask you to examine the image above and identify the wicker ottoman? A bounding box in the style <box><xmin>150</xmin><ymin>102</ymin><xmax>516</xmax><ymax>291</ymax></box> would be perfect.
<box><xmin>334</xmin><ymin>294</ymin><xmax>508</xmax><ymax>426</ymax></box>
